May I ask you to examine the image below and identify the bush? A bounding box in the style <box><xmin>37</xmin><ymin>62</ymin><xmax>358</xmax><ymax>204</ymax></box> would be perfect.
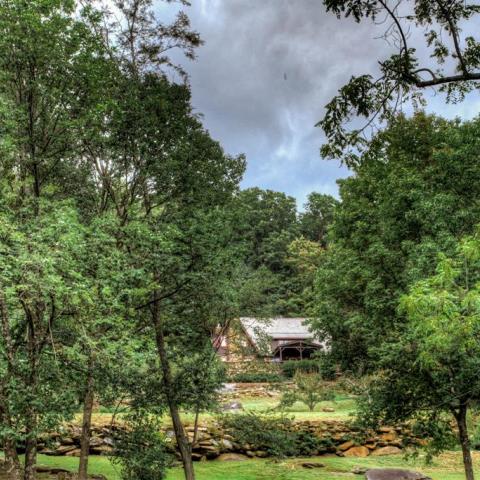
<box><xmin>316</xmin><ymin>352</ymin><xmax>337</xmax><ymax>381</ymax></box>
<box><xmin>281</xmin><ymin>359</ymin><xmax>320</xmax><ymax>378</ymax></box>
<box><xmin>278</xmin><ymin>371</ymin><xmax>335</xmax><ymax>412</ymax></box>
<box><xmin>220</xmin><ymin>412</ymin><xmax>328</xmax><ymax>458</ymax></box>
<box><xmin>230</xmin><ymin>372</ymin><xmax>285</xmax><ymax>383</ymax></box>
<box><xmin>281</xmin><ymin>354</ymin><xmax>337</xmax><ymax>380</ymax></box>
<box><xmin>112</xmin><ymin>411</ymin><xmax>173</xmax><ymax>480</ymax></box>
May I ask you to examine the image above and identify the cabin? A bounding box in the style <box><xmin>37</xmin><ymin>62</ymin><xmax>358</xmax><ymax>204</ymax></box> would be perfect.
<box><xmin>216</xmin><ymin>317</ymin><xmax>327</xmax><ymax>363</ymax></box>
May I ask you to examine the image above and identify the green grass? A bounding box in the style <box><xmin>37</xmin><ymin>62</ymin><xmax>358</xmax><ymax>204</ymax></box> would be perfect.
<box><xmin>32</xmin><ymin>391</ymin><xmax>468</xmax><ymax>479</ymax></box>
<box><xmin>238</xmin><ymin>393</ymin><xmax>356</xmax><ymax>420</ymax></box>
<box><xmin>34</xmin><ymin>452</ymin><xmax>478</xmax><ymax>480</ymax></box>
<box><xmin>87</xmin><ymin>395</ymin><xmax>355</xmax><ymax>428</ymax></box>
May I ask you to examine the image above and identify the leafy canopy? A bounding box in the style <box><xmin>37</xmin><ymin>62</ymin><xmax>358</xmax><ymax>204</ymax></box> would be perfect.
<box><xmin>319</xmin><ymin>0</ymin><xmax>480</xmax><ymax>163</ymax></box>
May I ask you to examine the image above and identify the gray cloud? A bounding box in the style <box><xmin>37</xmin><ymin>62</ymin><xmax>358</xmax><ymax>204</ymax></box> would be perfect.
<box><xmin>166</xmin><ymin>0</ymin><xmax>480</xmax><ymax>207</ymax></box>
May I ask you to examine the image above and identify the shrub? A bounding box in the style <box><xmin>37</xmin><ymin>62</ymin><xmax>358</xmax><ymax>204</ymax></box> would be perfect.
<box><xmin>230</xmin><ymin>372</ymin><xmax>285</xmax><ymax>383</ymax></box>
<box><xmin>278</xmin><ymin>371</ymin><xmax>335</xmax><ymax>412</ymax></box>
<box><xmin>220</xmin><ymin>412</ymin><xmax>326</xmax><ymax>458</ymax></box>
<box><xmin>281</xmin><ymin>359</ymin><xmax>320</xmax><ymax>378</ymax></box>
<box><xmin>112</xmin><ymin>411</ymin><xmax>173</xmax><ymax>480</ymax></box>
<box><xmin>281</xmin><ymin>353</ymin><xmax>337</xmax><ymax>380</ymax></box>
<box><xmin>316</xmin><ymin>352</ymin><xmax>337</xmax><ymax>380</ymax></box>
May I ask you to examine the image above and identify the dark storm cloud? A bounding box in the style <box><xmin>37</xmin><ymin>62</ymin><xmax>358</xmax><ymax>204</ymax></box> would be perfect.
<box><xmin>168</xmin><ymin>0</ymin><xmax>480</xmax><ymax>207</ymax></box>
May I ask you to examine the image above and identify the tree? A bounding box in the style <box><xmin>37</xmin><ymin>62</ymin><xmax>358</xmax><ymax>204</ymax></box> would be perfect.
<box><xmin>0</xmin><ymin>195</ymin><xmax>87</xmax><ymax>480</ymax></box>
<box><xmin>231</xmin><ymin>188</ymin><xmax>303</xmax><ymax>316</ymax></box>
<box><xmin>358</xmin><ymin>232</ymin><xmax>480</xmax><ymax>480</ymax></box>
<box><xmin>0</xmin><ymin>0</ymin><xmax>107</xmax><ymax>207</ymax></box>
<box><xmin>279</xmin><ymin>371</ymin><xmax>334</xmax><ymax>412</ymax></box>
<box><xmin>310</xmin><ymin>113</ymin><xmax>480</xmax><ymax>371</ymax></box>
<box><xmin>299</xmin><ymin>193</ymin><xmax>338</xmax><ymax>246</ymax></box>
<box><xmin>319</xmin><ymin>0</ymin><xmax>480</xmax><ymax>162</ymax></box>
<box><xmin>286</xmin><ymin>237</ymin><xmax>324</xmax><ymax>312</ymax></box>
<box><xmin>74</xmin><ymin>3</ymin><xmax>234</xmax><ymax>478</ymax></box>
<box><xmin>234</xmin><ymin>188</ymin><xmax>299</xmax><ymax>270</ymax></box>
<box><xmin>0</xmin><ymin>2</ymin><xmax>247</xmax><ymax>480</ymax></box>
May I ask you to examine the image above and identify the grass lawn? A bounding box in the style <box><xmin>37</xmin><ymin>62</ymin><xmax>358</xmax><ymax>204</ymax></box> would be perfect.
<box><xmin>239</xmin><ymin>393</ymin><xmax>356</xmax><ymax>421</ymax></box>
<box><xmin>34</xmin><ymin>452</ymin><xmax>477</xmax><ymax>480</ymax></box>
<box><xmin>88</xmin><ymin>393</ymin><xmax>356</xmax><ymax>427</ymax></box>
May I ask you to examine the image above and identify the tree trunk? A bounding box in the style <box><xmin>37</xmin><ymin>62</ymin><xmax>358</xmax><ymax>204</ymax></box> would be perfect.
<box><xmin>23</xmin><ymin>434</ymin><xmax>37</xmax><ymax>480</ymax></box>
<box><xmin>454</xmin><ymin>405</ymin><xmax>475</xmax><ymax>480</ymax></box>
<box><xmin>151</xmin><ymin>290</ymin><xmax>195</xmax><ymax>480</ymax></box>
<box><xmin>0</xmin><ymin>293</ymin><xmax>22</xmax><ymax>479</ymax></box>
<box><xmin>24</xmin><ymin>313</ymin><xmax>39</xmax><ymax>480</ymax></box>
<box><xmin>0</xmin><ymin>411</ymin><xmax>22</xmax><ymax>480</ymax></box>
<box><xmin>78</xmin><ymin>353</ymin><xmax>95</xmax><ymax>480</ymax></box>
<box><xmin>0</xmin><ymin>402</ymin><xmax>22</xmax><ymax>480</ymax></box>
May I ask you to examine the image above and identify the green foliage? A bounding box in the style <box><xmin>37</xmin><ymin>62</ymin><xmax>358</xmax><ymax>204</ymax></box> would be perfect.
<box><xmin>0</xmin><ymin>2</ymin><xmax>246</xmax><ymax>478</ymax></box>
<box><xmin>310</xmin><ymin>113</ymin><xmax>480</xmax><ymax>371</ymax></box>
<box><xmin>220</xmin><ymin>412</ymin><xmax>328</xmax><ymax>458</ymax></box>
<box><xmin>281</xmin><ymin>354</ymin><xmax>336</xmax><ymax>381</ymax></box>
<box><xmin>281</xmin><ymin>360</ymin><xmax>321</xmax><ymax>378</ymax></box>
<box><xmin>355</xmin><ymin>230</ymin><xmax>480</xmax><ymax>479</ymax></box>
<box><xmin>112</xmin><ymin>411</ymin><xmax>173</xmax><ymax>480</ymax></box>
<box><xmin>231</xmin><ymin>188</ymin><xmax>337</xmax><ymax>317</ymax></box>
<box><xmin>319</xmin><ymin>0</ymin><xmax>480</xmax><ymax>161</ymax></box>
<box><xmin>279</xmin><ymin>372</ymin><xmax>334</xmax><ymax>412</ymax></box>
<box><xmin>299</xmin><ymin>193</ymin><xmax>339</xmax><ymax>246</ymax></box>
<box><xmin>229</xmin><ymin>372</ymin><xmax>285</xmax><ymax>383</ymax></box>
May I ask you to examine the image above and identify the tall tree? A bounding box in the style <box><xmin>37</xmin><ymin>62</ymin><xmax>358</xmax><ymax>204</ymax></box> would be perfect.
<box><xmin>81</xmin><ymin>5</ymin><xmax>245</xmax><ymax>478</ymax></box>
<box><xmin>310</xmin><ymin>113</ymin><xmax>480</xmax><ymax>371</ymax></box>
<box><xmin>319</xmin><ymin>0</ymin><xmax>480</xmax><ymax>162</ymax></box>
<box><xmin>358</xmin><ymin>232</ymin><xmax>480</xmax><ymax>480</ymax></box>
<box><xmin>0</xmin><ymin>194</ymin><xmax>87</xmax><ymax>480</ymax></box>
<box><xmin>0</xmin><ymin>0</ymin><xmax>106</xmax><ymax>206</ymax></box>
<box><xmin>231</xmin><ymin>188</ymin><xmax>303</xmax><ymax>316</ymax></box>
<box><xmin>299</xmin><ymin>192</ymin><xmax>338</xmax><ymax>246</ymax></box>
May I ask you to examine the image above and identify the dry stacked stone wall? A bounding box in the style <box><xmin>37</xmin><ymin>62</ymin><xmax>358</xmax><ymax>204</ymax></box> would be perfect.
<box><xmin>35</xmin><ymin>420</ymin><xmax>421</xmax><ymax>462</ymax></box>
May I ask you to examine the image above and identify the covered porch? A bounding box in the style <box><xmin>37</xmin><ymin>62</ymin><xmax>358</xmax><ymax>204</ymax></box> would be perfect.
<box><xmin>272</xmin><ymin>340</ymin><xmax>321</xmax><ymax>362</ymax></box>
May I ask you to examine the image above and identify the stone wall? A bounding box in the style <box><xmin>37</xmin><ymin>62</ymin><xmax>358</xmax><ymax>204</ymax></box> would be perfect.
<box><xmin>36</xmin><ymin>419</ymin><xmax>420</xmax><ymax>462</ymax></box>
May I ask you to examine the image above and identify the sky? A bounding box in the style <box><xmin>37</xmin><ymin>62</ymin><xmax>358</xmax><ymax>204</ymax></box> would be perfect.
<box><xmin>166</xmin><ymin>0</ymin><xmax>480</xmax><ymax>208</ymax></box>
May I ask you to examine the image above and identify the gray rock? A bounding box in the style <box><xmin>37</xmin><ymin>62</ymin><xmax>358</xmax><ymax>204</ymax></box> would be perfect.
<box><xmin>365</xmin><ymin>469</ymin><xmax>432</xmax><ymax>480</ymax></box>
<box><xmin>219</xmin><ymin>383</ymin><xmax>236</xmax><ymax>393</ymax></box>
<box><xmin>220</xmin><ymin>401</ymin><xmax>243</xmax><ymax>411</ymax></box>
<box><xmin>220</xmin><ymin>438</ymin><xmax>234</xmax><ymax>451</ymax></box>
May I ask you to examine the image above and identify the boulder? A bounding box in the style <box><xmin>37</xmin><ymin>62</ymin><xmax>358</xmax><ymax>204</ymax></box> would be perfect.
<box><xmin>64</xmin><ymin>449</ymin><xmax>82</xmax><ymax>457</ymax></box>
<box><xmin>89</xmin><ymin>437</ymin><xmax>104</xmax><ymax>447</ymax></box>
<box><xmin>338</xmin><ymin>440</ymin><xmax>354</xmax><ymax>451</ymax></box>
<box><xmin>372</xmin><ymin>446</ymin><xmax>402</xmax><ymax>456</ymax></box>
<box><xmin>365</xmin><ymin>469</ymin><xmax>432</xmax><ymax>480</ymax></box>
<box><xmin>379</xmin><ymin>432</ymin><xmax>397</xmax><ymax>442</ymax></box>
<box><xmin>254</xmin><ymin>451</ymin><xmax>268</xmax><ymax>458</ymax></box>
<box><xmin>219</xmin><ymin>438</ymin><xmax>234</xmax><ymax>451</ymax></box>
<box><xmin>60</xmin><ymin>437</ymin><xmax>75</xmax><ymax>446</ymax></box>
<box><xmin>343</xmin><ymin>446</ymin><xmax>370</xmax><ymax>457</ymax></box>
<box><xmin>90</xmin><ymin>446</ymin><xmax>112</xmax><ymax>455</ymax></box>
<box><xmin>54</xmin><ymin>445</ymin><xmax>78</xmax><ymax>455</ymax></box>
<box><xmin>378</xmin><ymin>427</ymin><xmax>395</xmax><ymax>433</ymax></box>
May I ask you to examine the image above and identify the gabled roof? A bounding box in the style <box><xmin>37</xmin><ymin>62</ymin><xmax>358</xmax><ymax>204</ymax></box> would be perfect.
<box><xmin>239</xmin><ymin>317</ymin><xmax>326</xmax><ymax>352</ymax></box>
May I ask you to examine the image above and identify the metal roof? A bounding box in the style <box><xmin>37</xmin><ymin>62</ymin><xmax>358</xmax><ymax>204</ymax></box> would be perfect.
<box><xmin>239</xmin><ymin>317</ymin><xmax>325</xmax><ymax>348</ymax></box>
